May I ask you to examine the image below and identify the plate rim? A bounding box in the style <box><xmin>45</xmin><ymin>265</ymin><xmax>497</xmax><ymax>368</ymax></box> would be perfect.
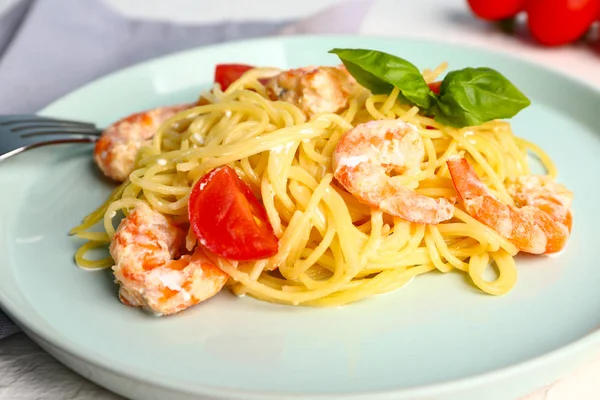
<box><xmin>1</xmin><ymin>33</ymin><xmax>599</xmax><ymax>399</ymax></box>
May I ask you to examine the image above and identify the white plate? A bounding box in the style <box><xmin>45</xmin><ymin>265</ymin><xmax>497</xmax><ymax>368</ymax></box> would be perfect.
<box><xmin>1</xmin><ymin>35</ymin><xmax>600</xmax><ymax>400</ymax></box>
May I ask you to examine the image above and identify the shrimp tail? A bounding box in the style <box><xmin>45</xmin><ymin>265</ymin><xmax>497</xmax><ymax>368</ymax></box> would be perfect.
<box><xmin>447</xmin><ymin>156</ymin><xmax>572</xmax><ymax>255</ymax></box>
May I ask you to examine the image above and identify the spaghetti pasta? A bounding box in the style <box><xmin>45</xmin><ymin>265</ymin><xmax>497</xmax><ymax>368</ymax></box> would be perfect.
<box><xmin>70</xmin><ymin>61</ymin><xmax>567</xmax><ymax>310</ymax></box>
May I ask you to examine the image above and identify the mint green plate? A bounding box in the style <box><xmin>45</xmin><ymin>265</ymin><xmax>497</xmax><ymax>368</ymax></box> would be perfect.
<box><xmin>1</xmin><ymin>35</ymin><xmax>600</xmax><ymax>400</ymax></box>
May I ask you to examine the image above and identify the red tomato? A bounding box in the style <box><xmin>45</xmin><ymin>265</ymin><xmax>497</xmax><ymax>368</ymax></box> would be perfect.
<box><xmin>188</xmin><ymin>165</ymin><xmax>279</xmax><ymax>261</ymax></box>
<box><xmin>467</xmin><ymin>0</ymin><xmax>527</xmax><ymax>20</ymax></box>
<box><xmin>428</xmin><ymin>81</ymin><xmax>442</xmax><ymax>95</ymax></box>
<box><xmin>526</xmin><ymin>0</ymin><xmax>599</xmax><ymax>46</ymax></box>
<box><xmin>214</xmin><ymin>64</ymin><xmax>255</xmax><ymax>90</ymax></box>
<box><xmin>426</xmin><ymin>82</ymin><xmax>442</xmax><ymax>129</ymax></box>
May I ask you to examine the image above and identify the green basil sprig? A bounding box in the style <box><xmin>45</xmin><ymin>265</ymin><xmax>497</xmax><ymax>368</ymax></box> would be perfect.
<box><xmin>329</xmin><ymin>48</ymin><xmax>437</xmax><ymax>109</ymax></box>
<box><xmin>432</xmin><ymin>67</ymin><xmax>531</xmax><ymax>128</ymax></box>
<box><xmin>329</xmin><ymin>48</ymin><xmax>531</xmax><ymax>128</ymax></box>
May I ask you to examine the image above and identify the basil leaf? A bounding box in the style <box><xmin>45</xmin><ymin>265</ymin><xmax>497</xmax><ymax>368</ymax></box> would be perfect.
<box><xmin>433</xmin><ymin>67</ymin><xmax>531</xmax><ymax>128</ymax></box>
<box><xmin>329</xmin><ymin>48</ymin><xmax>437</xmax><ymax>110</ymax></box>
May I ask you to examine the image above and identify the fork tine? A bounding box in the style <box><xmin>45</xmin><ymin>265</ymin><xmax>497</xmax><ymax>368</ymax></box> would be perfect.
<box><xmin>7</xmin><ymin>121</ymin><xmax>98</xmax><ymax>131</ymax></box>
<box><xmin>15</xmin><ymin>126</ymin><xmax>103</xmax><ymax>136</ymax></box>
<box><xmin>0</xmin><ymin>115</ymin><xmax>97</xmax><ymax>129</ymax></box>
<box><xmin>18</xmin><ymin>132</ymin><xmax>100</xmax><ymax>144</ymax></box>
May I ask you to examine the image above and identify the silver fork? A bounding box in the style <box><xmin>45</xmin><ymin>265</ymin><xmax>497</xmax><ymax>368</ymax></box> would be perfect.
<box><xmin>0</xmin><ymin>115</ymin><xmax>103</xmax><ymax>161</ymax></box>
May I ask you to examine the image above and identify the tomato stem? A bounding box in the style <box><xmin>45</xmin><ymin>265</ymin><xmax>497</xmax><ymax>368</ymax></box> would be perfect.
<box><xmin>578</xmin><ymin>23</ymin><xmax>599</xmax><ymax>43</ymax></box>
<box><xmin>496</xmin><ymin>17</ymin><xmax>517</xmax><ymax>34</ymax></box>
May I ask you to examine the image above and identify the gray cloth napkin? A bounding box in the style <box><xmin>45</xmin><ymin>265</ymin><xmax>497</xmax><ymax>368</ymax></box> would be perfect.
<box><xmin>0</xmin><ymin>310</ymin><xmax>19</xmax><ymax>339</ymax></box>
<box><xmin>0</xmin><ymin>0</ymin><xmax>289</xmax><ymax>339</ymax></box>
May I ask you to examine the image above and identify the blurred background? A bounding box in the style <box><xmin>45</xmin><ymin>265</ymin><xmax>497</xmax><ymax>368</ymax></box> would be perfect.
<box><xmin>0</xmin><ymin>0</ymin><xmax>599</xmax><ymax>399</ymax></box>
<box><xmin>0</xmin><ymin>0</ymin><xmax>598</xmax><ymax>114</ymax></box>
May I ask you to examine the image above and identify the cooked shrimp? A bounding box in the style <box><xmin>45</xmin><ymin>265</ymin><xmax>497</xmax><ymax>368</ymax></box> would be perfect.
<box><xmin>264</xmin><ymin>65</ymin><xmax>356</xmax><ymax>117</ymax></box>
<box><xmin>447</xmin><ymin>157</ymin><xmax>573</xmax><ymax>254</ymax></box>
<box><xmin>94</xmin><ymin>104</ymin><xmax>192</xmax><ymax>182</ymax></box>
<box><xmin>110</xmin><ymin>203</ymin><xmax>228</xmax><ymax>316</ymax></box>
<box><xmin>332</xmin><ymin>120</ymin><xmax>455</xmax><ymax>224</ymax></box>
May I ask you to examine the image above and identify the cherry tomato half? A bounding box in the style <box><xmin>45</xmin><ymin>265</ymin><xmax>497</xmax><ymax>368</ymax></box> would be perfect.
<box><xmin>188</xmin><ymin>165</ymin><xmax>279</xmax><ymax>261</ymax></box>
<box><xmin>428</xmin><ymin>81</ymin><xmax>442</xmax><ymax>95</ymax></box>
<box><xmin>526</xmin><ymin>0</ymin><xmax>599</xmax><ymax>46</ymax></box>
<box><xmin>467</xmin><ymin>0</ymin><xmax>527</xmax><ymax>21</ymax></box>
<box><xmin>214</xmin><ymin>64</ymin><xmax>255</xmax><ymax>90</ymax></box>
